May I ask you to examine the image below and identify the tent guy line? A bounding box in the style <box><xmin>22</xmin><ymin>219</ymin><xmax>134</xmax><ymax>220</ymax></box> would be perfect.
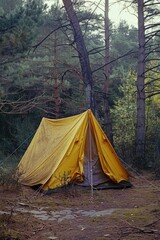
<box><xmin>0</xmin><ymin>133</ymin><xmax>34</xmax><ymax>167</ymax></box>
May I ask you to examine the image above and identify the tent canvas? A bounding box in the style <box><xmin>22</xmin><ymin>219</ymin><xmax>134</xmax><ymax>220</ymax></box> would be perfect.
<box><xmin>17</xmin><ymin>110</ymin><xmax>130</xmax><ymax>191</ymax></box>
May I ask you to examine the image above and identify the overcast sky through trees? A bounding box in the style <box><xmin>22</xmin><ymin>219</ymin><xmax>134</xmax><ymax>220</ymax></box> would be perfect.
<box><xmin>47</xmin><ymin>0</ymin><xmax>138</xmax><ymax>26</ymax></box>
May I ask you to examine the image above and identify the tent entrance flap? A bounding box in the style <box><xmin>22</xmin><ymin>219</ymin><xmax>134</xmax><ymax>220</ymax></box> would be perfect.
<box><xmin>80</xmin><ymin>125</ymin><xmax>109</xmax><ymax>186</ymax></box>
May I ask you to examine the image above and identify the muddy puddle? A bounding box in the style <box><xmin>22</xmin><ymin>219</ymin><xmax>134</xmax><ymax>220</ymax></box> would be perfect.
<box><xmin>0</xmin><ymin>207</ymin><xmax>116</xmax><ymax>222</ymax></box>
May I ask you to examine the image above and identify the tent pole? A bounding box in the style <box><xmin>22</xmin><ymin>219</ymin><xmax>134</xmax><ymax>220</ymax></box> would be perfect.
<box><xmin>89</xmin><ymin>113</ymin><xmax>93</xmax><ymax>198</ymax></box>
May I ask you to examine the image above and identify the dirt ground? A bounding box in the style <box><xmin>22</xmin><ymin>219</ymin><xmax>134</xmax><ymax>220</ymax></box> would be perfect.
<box><xmin>0</xmin><ymin>171</ymin><xmax>160</xmax><ymax>240</ymax></box>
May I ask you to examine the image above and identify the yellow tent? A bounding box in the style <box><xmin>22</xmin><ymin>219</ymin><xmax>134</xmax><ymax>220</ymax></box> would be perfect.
<box><xmin>17</xmin><ymin>110</ymin><xmax>130</xmax><ymax>190</ymax></box>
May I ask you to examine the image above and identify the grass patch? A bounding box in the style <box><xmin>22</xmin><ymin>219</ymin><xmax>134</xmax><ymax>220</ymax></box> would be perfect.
<box><xmin>111</xmin><ymin>204</ymin><xmax>160</xmax><ymax>227</ymax></box>
<box><xmin>0</xmin><ymin>166</ymin><xmax>21</xmax><ymax>192</ymax></box>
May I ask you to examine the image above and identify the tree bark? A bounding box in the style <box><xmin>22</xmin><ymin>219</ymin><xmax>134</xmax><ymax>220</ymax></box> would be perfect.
<box><xmin>135</xmin><ymin>0</ymin><xmax>146</xmax><ymax>169</ymax></box>
<box><xmin>53</xmin><ymin>31</ymin><xmax>59</xmax><ymax>118</ymax></box>
<box><xmin>103</xmin><ymin>0</ymin><xmax>113</xmax><ymax>144</ymax></box>
<box><xmin>62</xmin><ymin>0</ymin><xmax>94</xmax><ymax>111</ymax></box>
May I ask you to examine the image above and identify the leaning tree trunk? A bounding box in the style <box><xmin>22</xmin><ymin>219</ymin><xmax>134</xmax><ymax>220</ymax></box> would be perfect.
<box><xmin>103</xmin><ymin>0</ymin><xmax>113</xmax><ymax>145</ymax></box>
<box><xmin>53</xmin><ymin>31</ymin><xmax>59</xmax><ymax>119</ymax></box>
<box><xmin>62</xmin><ymin>0</ymin><xmax>95</xmax><ymax>112</ymax></box>
<box><xmin>135</xmin><ymin>0</ymin><xmax>146</xmax><ymax>169</ymax></box>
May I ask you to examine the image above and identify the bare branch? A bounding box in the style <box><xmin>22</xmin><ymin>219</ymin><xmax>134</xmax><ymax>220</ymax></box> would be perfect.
<box><xmin>32</xmin><ymin>22</ymin><xmax>70</xmax><ymax>51</ymax></box>
<box><xmin>146</xmin><ymin>91</ymin><xmax>160</xmax><ymax>98</ymax></box>
<box><xmin>145</xmin><ymin>23</ymin><xmax>160</xmax><ymax>30</ymax></box>
<box><xmin>144</xmin><ymin>64</ymin><xmax>160</xmax><ymax>74</ymax></box>
<box><xmin>92</xmin><ymin>50</ymin><xmax>136</xmax><ymax>74</ymax></box>
<box><xmin>145</xmin><ymin>78</ymin><xmax>160</xmax><ymax>86</ymax></box>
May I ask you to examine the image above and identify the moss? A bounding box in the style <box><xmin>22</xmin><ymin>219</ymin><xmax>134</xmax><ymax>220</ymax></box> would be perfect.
<box><xmin>111</xmin><ymin>205</ymin><xmax>159</xmax><ymax>226</ymax></box>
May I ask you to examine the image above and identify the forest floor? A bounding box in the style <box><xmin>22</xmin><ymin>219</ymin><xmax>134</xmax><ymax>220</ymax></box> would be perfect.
<box><xmin>0</xmin><ymin>171</ymin><xmax>160</xmax><ymax>240</ymax></box>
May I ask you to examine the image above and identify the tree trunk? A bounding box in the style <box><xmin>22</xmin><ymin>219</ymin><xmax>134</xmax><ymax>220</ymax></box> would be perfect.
<box><xmin>62</xmin><ymin>0</ymin><xmax>94</xmax><ymax>112</ymax></box>
<box><xmin>54</xmin><ymin>31</ymin><xmax>59</xmax><ymax>118</ymax></box>
<box><xmin>135</xmin><ymin>0</ymin><xmax>146</xmax><ymax>169</ymax></box>
<box><xmin>103</xmin><ymin>0</ymin><xmax>113</xmax><ymax>144</ymax></box>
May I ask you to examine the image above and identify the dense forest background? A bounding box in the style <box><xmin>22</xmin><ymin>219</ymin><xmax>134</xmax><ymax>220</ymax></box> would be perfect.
<box><xmin>0</xmin><ymin>0</ymin><xmax>160</xmax><ymax>175</ymax></box>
